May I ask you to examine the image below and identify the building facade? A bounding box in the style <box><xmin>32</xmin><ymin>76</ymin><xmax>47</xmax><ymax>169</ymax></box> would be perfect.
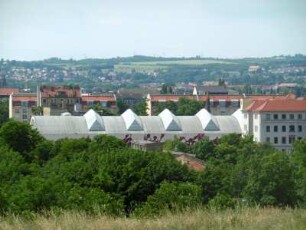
<box><xmin>40</xmin><ymin>85</ymin><xmax>82</xmax><ymax>115</ymax></box>
<box><xmin>241</xmin><ymin>99</ymin><xmax>306</xmax><ymax>151</ymax></box>
<box><xmin>9</xmin><ymin>93</ymin><xmax>37</xmax><ymax>122</ymax></box>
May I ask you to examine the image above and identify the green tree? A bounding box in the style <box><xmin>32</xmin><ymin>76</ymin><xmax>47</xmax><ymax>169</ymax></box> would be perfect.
<box><xmin>116</xmin><ymin>99</ymin><xmax>129</xmax><ymax>114</ymax></box>
<box><xmin>191</xmin><ymin>137</ymin><xmax>215</xmax><ymax>160</ymax></box>
<box><xmin>243</xmin><ymin>151</ymin><xmax>297</xmax><ymax>206</ymax></box>
<box><xmin>134</xmin><ymin>181</ymin><xmax>202</xmax><ymax>216</ymax></box>
<box><xmin>177</xmin><ymin>97</ymin><xmax>205</xmax><ymax>115</ymax></box>
<box><xmin>291</xmin><ymin>139</ymin><xmax>306</xmax><ymax>206</ymax></box>
<box><xmin>0</xmin><ymin>120</ymin><xmax>44</xmax><ymax>160</ymax></box>
<box><xmin>0</xmin><ymin>98</ymin><xmax>9</xmax><ymax>126</ymax></box>
<box><xmin>131</xmin><ymin>99</ymin><xmax>147</xmax><ymax>115</ymax></box>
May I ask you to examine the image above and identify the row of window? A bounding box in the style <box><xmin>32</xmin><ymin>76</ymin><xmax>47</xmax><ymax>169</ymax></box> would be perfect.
<box><xmin>266</xmin><ymin>113</ymin><xmax>303</xmax><ymax>120</ymax></box>
<box><xmin>266</xmin><ymin>136</ymin><xmax>302</xmax><ymax>144</ymax></box>
<box><xmin>266</xmin><ymin>125</ymin><xmax>303</xmax><ymax>133</ymax></box>
<box><xmin>209</xmin><ymin>100</ymin><xmax>240</xmax><ymax>107</ymax></box>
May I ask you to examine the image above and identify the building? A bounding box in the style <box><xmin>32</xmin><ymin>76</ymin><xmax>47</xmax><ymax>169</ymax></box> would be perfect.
<box><xmin>81</xmin><ymin>94</ymin><xmax>117</xmax><ymax>112</ymax></box>
<box><xmin>172</xmin><ymin>152</ymin><xmax>205</xmax><ymax>171</ymax></box>
<box><xmin>40</xmin><ymin>85</ymin><xmax>81</xmax><ymax>115</ymax></box>
<box><xmin>146</xmin><ymin>93</ymin><xmax>296</xmax><ymax>116</ymax></box>
<box><xmin>240</xmin><ymin>99</ymin><xmax>306</xmax><ymax>151</ymax></box>
<box><xmin>9</xmin><ymin>93</ymin><xmax>37</xmax><ymax>122</ymax></box>
<box><xmin>0</xmin><ymin>88</ymin><xmax>19</xmax><ymax>98</ymax></box>
<box><xmin>30</xmin><ymin>108</ymin><xmax>242</xmax><ymax>141</ymax></box>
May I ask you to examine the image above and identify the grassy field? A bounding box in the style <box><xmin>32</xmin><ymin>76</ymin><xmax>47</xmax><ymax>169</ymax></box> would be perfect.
<box><xmin>1</xmin><ymin>207</ymin><xmax>305</xmax><ymax>230</ymax></box>
<box><xmin>114</xmin><ymin>59</ymin><xmax>234</xmax><ymax>73</ymax></box>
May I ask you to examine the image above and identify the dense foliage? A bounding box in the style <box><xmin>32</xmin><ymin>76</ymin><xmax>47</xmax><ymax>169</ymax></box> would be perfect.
<box><xmin>0</xmin><ymin>121</ymin><xmax>306</xmax><ymax>217</ymax></box>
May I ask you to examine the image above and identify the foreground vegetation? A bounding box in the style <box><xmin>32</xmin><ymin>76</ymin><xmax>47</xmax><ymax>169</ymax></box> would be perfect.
<box><xmin>1</xmin><ymin>207</ymin><xmax>305</xmax><ymax>230</ymax></box>
<box><xmin>1</xmin><ymin>120</ymin><xmax>306</xmax><ymax>220</ymax></box>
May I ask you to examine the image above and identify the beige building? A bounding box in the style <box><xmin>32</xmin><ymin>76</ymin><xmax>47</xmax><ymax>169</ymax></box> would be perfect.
<box><xmin>240</xmin><ymin>99</ymin><xmax>306</xmax><ymax>151</ymax></box>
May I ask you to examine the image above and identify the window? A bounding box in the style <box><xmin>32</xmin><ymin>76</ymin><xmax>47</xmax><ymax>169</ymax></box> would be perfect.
<box><xmin>274</xmin><ymin>125</ymin><xmax>278</xmax><ymax>132</ymax></box>
<box><xmin>290</xmin><ymin>114</ymin><xmax>294</xmax><ymax>120</ymax></box>
<box><xmin>266</xmin><ymin>114</ymin><xmax>271</xmax><ymax>120</ymax></box>
<box><xmin>282</xmin><ymin>114</ymin><xmax>286</xmax><ymax>119</ymax></box>
<box><xmin>219</xmin><ymin>100</ymin><xmax>226</xmax><ymax>107</ymax></box>
<box><xmin>231</xmin><ymin>100</ymin><xmax>239</xmax><ymax>107</ymax></box>
<box><xmin>282</xmin><ymin>137</ymin><xmax>286</xmax><ymax>144</ymax></box>
<box><xmin>298</xmin><ymin>114</ymin><xmax>302</xmax><ymax>120</ymax></box>
<box><xmin>266</xmin><ymin>126</ymin><xmax>270</xmax><ymax>132</ymax></box>
<box><xmin>21</xmin><ymin>101</ymin><xmax>28</xmax><ymax>107</ymax></box>
<box><xmin>14</xmin><ymin>109</ymin><xmax>19</xmax><ymax>113</ymax></box>
<box><xmin>255</xmin><ymin>125</ymin><xmax>258</xmax><ymax>132</ymax></box>
<box><xmin>266</xmin><ymin>137</ymin><xmax>270</xmax><ymax>143</ymax></box>
<box><xmin>87</xmin><ymin>101</ymin><xmax>93</xmax><ymax>106</ymax></box>
<box><xmin>298</xmin><ymin>125</ymin><xmax>302</xmax><ymax>132</ymax></box>
<box><xmin>289</xmin><ymin>135</ymin><xmax>295</xmax><ymax>144</ymax></box>
<box><xmin>289</xmin><ymin>125</ymin><xmax>295</xmax><ymax>132</ymax></box>
<box><xmin>282</xmin><ymin>125</ymin><xmax>286</xmax><ymax>132</ymax></box>
<box><xmin>273</xmin><ymin>114</ymin><xmax>278</xmax><ymax>120</ymax></box>
<box><xmin>274</xmin><ymin>137</ymin><xmax>278</xmax><ymax>144</ymax></box>
<box><xmin>22</xmin><ymin>113</ymin><xmax>27</xmax><ymax>121</ymax></box>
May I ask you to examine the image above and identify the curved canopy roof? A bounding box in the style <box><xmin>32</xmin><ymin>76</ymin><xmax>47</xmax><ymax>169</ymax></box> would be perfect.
<box><xmin>31</xmin><ymin>109</ymin><xmax>242</xmax><ymax>141</ymax></box>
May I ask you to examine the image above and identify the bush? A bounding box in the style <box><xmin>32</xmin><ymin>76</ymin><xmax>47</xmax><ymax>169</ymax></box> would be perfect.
<box><xmin>134</xmin><ymin>181</ymin><xmax>202</xmax><ymax>216</ymax></box>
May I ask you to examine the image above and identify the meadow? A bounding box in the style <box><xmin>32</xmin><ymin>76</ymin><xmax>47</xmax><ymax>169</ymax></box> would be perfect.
<box><xmin>114</xmin><ymin>59</ymin><xmax>234</xmax><ymax>73</ymax></box>
<box><xmin>1</xmin><ymin>207</ymin><xmax>305</xmax><ymax>230</ymax></box>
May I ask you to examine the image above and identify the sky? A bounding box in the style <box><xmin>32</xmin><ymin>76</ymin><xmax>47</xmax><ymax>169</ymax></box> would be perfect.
<box><xmin>0</xmin><ymin>0</ymin><xmax>306</xmax><ymax>60</ymax></box>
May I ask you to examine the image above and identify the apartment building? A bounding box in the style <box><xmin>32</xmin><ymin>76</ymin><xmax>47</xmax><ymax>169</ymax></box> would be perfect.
<box><xmin>241</xmin><ymin>99</ymin><xmax>306</xmax><ymax>151</ymax></box>
<box><xmin>9</xmin><ymin>93</ymin><xmax>37</xmax><ymax>122</ymax></box>
<box><xmin>40</xmin><ymin>85</ymin><xmax>82</xmax><ymax>115</ymax></box>
<box><xmin>146</xmin><ymin>93</ymin><xmax>295</xmax><ymax>116</ymax></box>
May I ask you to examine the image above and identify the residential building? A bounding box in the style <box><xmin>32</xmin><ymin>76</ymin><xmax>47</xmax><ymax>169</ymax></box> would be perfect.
<box><xmin>81</xmin><ymin>94</ymin><xmax>117</xmax><ymax>111</ymax></box>
<box><xmin>40</xmin><ymin>85</ymin><xmax>81</xmax><ymax>115</ymax></box>
<box><xmin>0</xmin><ymin>88</ymin><xmax>19</xmax><ymax>98</ymax></box>
<box><xmin>146</xmin><ymin>93</ymin><xmax>296</xmax><ymax>116</ymax></box>
<box><xmin>240</xmin><ymin>99</ymin><xmax>306</xmax><ymax>151</ymax></box>
<box><xmin>9</xmin><ymin>93</ymin><xmax>37</xmax><ymax>122</ymax></box>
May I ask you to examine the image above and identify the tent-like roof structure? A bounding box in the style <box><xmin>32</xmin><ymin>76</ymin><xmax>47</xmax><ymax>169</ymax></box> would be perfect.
<box><xmin>30</xmin><ymin>109</ymin><xmax>242</xmax><ymax>141</ymax></box>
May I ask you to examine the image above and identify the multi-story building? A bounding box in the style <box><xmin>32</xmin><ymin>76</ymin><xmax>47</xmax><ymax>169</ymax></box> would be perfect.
<box><xmin>40</xmin><ymin>85</ymin><xmax>82</xmax><ymax>115</ymax></box>
<box><xmin>81</xmin><ymin>94</ymin><xmax>117</xmax><ymax>112</ymax></box>
<box><xmin>9</xmin><ymin>93</ymin><xmax>37</xmax><ymax>122</ymax></box>
<box><xmin>146</xmin><ymin>93</ymin><xmax>295</xmax><ymax>116</ymax></box>
<box><xmin>240</xmin><ymin>99</ymin><xmax>306</xmax><ymax>151</ymax></box>
<box><xmin>8</xmin><ymin>85</ymin><xmax>118</xmax><ymax>122</ymax></box>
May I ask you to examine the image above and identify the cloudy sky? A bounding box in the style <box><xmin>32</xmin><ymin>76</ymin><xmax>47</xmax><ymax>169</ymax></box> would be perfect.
<box><xmin>0</xmin><ymin>0</ymin><xmax>305</xmax><ymax>60</ymax></box>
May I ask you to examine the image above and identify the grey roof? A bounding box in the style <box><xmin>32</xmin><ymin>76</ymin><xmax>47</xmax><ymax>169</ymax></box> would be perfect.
<box><xmin>30</xmin><ymin>109</ymin><xmax>242</xmax><ymax>141</ymax></box>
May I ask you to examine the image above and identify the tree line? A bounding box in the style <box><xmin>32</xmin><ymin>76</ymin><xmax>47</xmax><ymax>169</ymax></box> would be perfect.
<box><xmin>0</xmin><ymin>120</ymin><xmax>306</xmax><ymax>217</ymax></box>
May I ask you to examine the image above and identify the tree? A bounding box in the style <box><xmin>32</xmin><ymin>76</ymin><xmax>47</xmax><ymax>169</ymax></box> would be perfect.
<box><xmin>177</xmin><ymin>97</ymin><xmax>205</xmax><ymax>115</ymax></box>
<box><xmin>134</xmin><ymin>182</ymin><xmax>202</xmax><ymax>216</ymax></box>
<box><xmin>131</xmin><ymin>99</ymin><xmax>147</xmax><ymax>115</ymax></box>
<box><xmin>116</xmin><ymin>99</ymin><xmax>129</xmax><ymax>114</ymax></box>
<box><xmin>191</xmin><ymin>137</ymin><xmax>215</xmax><ymax>160</ymax></box>
<box><xmin>0</xmin><ymin>98</ymin><xmax>9</xmax><ymax>126</ymax></box>
<box><xmin>291</xmin><ymin>139</ymin><xmax>306</xmax><ymax>206</ymax></box>
<box><xmin>0</xmin><ymin>120</ymin><xmax>44</xmax><ymax>160</ymax></box>
<box><xmin>160</xmin><ymin>83</ymin><xmax>173</xmax><ymax>94</ymax></box>
<box><xmin>243</xmin><ymin>152</ymin><xmax>297</xmax><ymax>206</ymax></box>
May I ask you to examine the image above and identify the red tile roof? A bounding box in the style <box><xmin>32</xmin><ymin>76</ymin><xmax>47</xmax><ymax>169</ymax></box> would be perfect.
<box><xmin>12</xmin><ymin>95</ymin><xmax>37</xmax><ymax>102</ymax></box>
<box><xmin>246</xmin><ymin>99</ymin><xmax>306</xmax><ymax>112</ymax></box>
<box><xmin>40</xmin><ymin>86</ymin><xmax>81</xmax><ymax>97</ymax></box>
<box><xmin>0</xmin><ymin>88</ymin><xmax>19</xmax><ymax>95</ymax></box>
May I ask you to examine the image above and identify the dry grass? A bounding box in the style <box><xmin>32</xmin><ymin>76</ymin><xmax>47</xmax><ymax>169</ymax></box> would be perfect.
<box><xmin>1</xmin><ymin>207</ymin><xmax>306</xmax><ymax>230</ymax></box>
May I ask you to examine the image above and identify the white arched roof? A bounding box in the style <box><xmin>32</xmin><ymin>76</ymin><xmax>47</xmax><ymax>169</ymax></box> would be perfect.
<box><xmin>30</xmin><ymin>108</ymin><xmax>242</xmax><ymax>141</ymax></box>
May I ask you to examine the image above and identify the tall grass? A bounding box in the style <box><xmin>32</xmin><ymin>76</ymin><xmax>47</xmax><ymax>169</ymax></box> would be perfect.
<box><xmin>1</xmin><ymin>207</ymin><xmax>306</xmax><ymax>230</ymax></box>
